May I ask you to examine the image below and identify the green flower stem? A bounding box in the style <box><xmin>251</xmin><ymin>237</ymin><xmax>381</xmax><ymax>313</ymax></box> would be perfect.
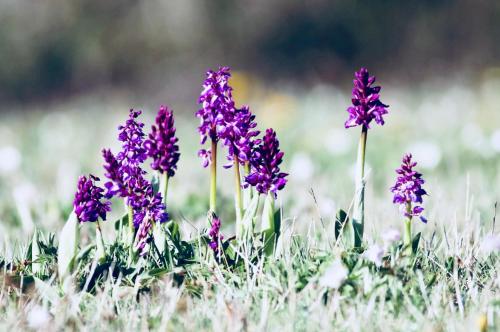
<box><xmin>127</xmin><ymin>204</ymin><xmax>135</xmax><ymax>259</ymax></box>
<box><xmin>234</xmin><ymin>156</ymin><xmax>244</xmax><ymax>238</ymax></box>
<box><xmin>352</xmin><ymin>125</ymin><xmax>367</xmax><ymax>247</ymax></box>
<box><xmin>128</xmin><ymin>204</ymin><xmax>134</xmax><ymax>234</ymax></box>
<box><xmin>160</xmin><ymin>172</ymin><xmax>169</xmax><ymax>207</ymax></box>
<box><xmin>243</xmin><ymin>162</ymin><xmax>252</xmax><ymax>209</ymax></box>
<box><xmin>404</xmin><ymin>202</ymin><xmax>413</xmax><ymax>255</ymax></box>
<box><xmin>210</xmin><ymin>139</ymin><xmax>217</xmax><ymax>213</ymax></box>
<box><xmin>95</xmin><ymin>220</ymin><xmax>106</xmax><ymax>262</ymax></box>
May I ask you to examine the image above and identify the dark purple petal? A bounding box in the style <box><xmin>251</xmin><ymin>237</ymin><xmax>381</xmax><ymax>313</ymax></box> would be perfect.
<box><xmin>101</xmin><ymin>109</ymin><xmax>168</xmax><ymax>233</ymax></box>
<box><xmin>390</xmin><ymin>153</ymin><xmax>427</xmax><ymax>220</ymax></box>
<box><xmin>208</xmin><ymin>216</ymin><xmax>224</xmax><ymax>258</ymax></box>
<box><xmin>345</xmin><ymin>68</ymin><xmax>389</xmax><ymax>129</ymax></box>
<box><xmin>144</xmin><ymin>105</ymin><xmax>180</xmax><ymax>177</ymax></box>
<box><xmin>244</xmin><ymin>129</ymin><xmax>288</xmax><ymax>197</ymax></box>
<box><xmin>73</xmin><ymin>175</ymin><xmax>111</xmax><ymax>223</ymax></box>
<box><xmin>196</xmin><ymin>67</ymin><xmax>234</xmax><ymax>150</ymax></box>
<box><xmin>220</xmin><ymin>105</ymin><xmax>260</xmax><ymax>167</ymax></box>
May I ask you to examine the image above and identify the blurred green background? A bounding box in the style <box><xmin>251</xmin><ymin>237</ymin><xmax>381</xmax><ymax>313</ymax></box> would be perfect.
<box><xmin>1</xmin><ymin>1</ymin><xmax>500</xmax><ymax>104</ymax></box>
<box><xmin>0</xmin><ymin>0</ymin><xmax>499</xmax><ymax>238</ymax></box>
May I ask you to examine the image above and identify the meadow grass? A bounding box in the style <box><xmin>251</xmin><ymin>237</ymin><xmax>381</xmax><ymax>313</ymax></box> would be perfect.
<box><xmin>0</xmin><ymin>76</ymin><xmax>499</xmax><ymax>331</ymax></box>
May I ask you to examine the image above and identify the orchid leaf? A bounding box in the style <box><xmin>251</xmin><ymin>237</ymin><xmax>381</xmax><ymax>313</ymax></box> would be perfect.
<box><xmin>57</xmin><ymin>212</ymin><xmax>79</xmax><ymax>280</ymax></box>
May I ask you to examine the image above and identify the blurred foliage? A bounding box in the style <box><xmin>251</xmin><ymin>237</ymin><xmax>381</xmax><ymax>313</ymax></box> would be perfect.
<box><xmin>0</xmin><ymin>0</ymin><xmax>500</xmax><ymax>103</ymax></box>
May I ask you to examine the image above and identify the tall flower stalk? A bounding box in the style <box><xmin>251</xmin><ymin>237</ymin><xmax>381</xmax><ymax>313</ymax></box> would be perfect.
<box><xmin>220</xmin><ymin>105</ymin><xmax>260</xmax><ymax>239</ymax></box>
<box><xmin>73</xmin><ymin>174</ymin><xmax>111</xmax><ymax>261</ymax></box>
<box><xmin>210</xmin><ymin>141</ymin><xmax>217</xmax><ymax>211</ymax></box>
<box><xmin>344</xmin><ymin>68</ymin><xmax>389</xmax><ymax>247</ymax></box>
<box><xmin>391</xmin><ymin>153</ymin><xmax>427</xmax><ymax>255</ymax></box>
<box><xmin>102</xmin><ymin>109</ymin><xmax>168</xmax><ymax>259</ymax></box>
<box><xmin>233</xmin><ymin>158</ymin><xmax>243</xmax><ymax>224</ymax></box>
<box><xmin>144</xmin><ymin>105</ymin><xmax>180</xmax><ymax>207</ymax></box>
<box><xmin>196</xmin><ymin>67</ymin><xmax>234</xmax><ymax>216</ymax></box>
<box><xmin>243</xmin><ymin>161</ymin><xmax>253</xmax><ymax>209</ymax></box>
<box><xmin>246</xmin><ymin>129</ymin><xmax>288</xmax><ymax>255</ymax></box>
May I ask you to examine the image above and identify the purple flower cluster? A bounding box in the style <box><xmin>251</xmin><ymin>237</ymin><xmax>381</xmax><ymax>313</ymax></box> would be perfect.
<box><xmin>102</xmin><ymin>149</ymin><xmax>124</xmax><ymax>198</ymax></box>
<box><xmin>221</xmin><ymin>105</ymin><xmax>260</xmax><ymax>167</ymax></box>
<box><xmin>345</xmin><ymin>68</ymin><xmax>389</xmax><ymax>129</ymax></box>
<box><xmin>245</xmin><ymin>129</ymin><xmax>288</xmax><ymax>196</ymax></box>
<box><xmin>130</xmin><ymin>185</ymin><xmax>168</xmax><ymax>227</ymax></box>
<box><xmin>116</xmin><ymin>110</ymin><xmax>148</xmax><ymax>196</ymax></box>
<box><xmin>208</xmin><ymin>216</ymin><xmax>224</xmax><ymax>256</ymax></box>
<box><xmin>196</xmin><ymin>67</ymin><xmax>235</xmax><ymax>167</ymax></box>
<box><xmin>102</xmin><ymin>109</ymin><xmax>168</xmax><ymax>227</ymax></box>
<box><xmin>73</xmin><ymin>175</ymin><xmax>111</xmax><ymax>223</ymax></box>
<box><xmin>194</xmin><ymin>66</ymin><xmax>289</xmax><ymax>199</ymax></box>
<box><xmin>144</xmin><ymin>106</ymin><xmax>180</xmax><ymax>177</ymax></box>
<box><xmin>118</xmin><ymin>109</ymin><xmax>148</xmax><ymax>166</ymax></box>
<box><xmin>135</xmin><ymin>217</ymin><xmax>153</xmax><ymax>256</ymax></box>
<box><xmin>391</xmin><ymin>154</ymin><xmax>427</xmax><ymax>223</ymax></box>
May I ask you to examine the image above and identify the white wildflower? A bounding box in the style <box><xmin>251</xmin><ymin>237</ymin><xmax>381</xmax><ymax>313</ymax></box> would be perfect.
<box><xmin>319</xmin><ymin>260</ymin><xmax>348</xmax><ymax>289</ymax></box>
<box><xmin>363</xmin><ymin>244</ymin><xmax>384</xmax><ymax>267</ymax></box>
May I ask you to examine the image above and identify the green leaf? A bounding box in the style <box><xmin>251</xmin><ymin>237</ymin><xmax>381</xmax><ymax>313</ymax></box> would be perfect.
<box><xmin>412</xmin><ymin>232</ymin><xmax>421</xmax><ymax>254</ymax></box>
<box><xmin>273</xmin><ymin>208</ymin><xmax>281</xmax><ymax>239</ymax></box>
<box><xmin>240</xmin><ymin>194</ymin><xmax>259</xmax><ymax>241</ymax></box>
<box><xmin>261</xmin><ymin>193</ymin><xmax>277</xmax><ymax>257</ymax></box>
<box><xmin>261</xmin><ymin>193</ymin><xmax>275</xmax><ymax>233</ymax></box>
<box><xmin>153</xmin><ymin>224</ymin><xmax>166</xmax><ymax>253</ymax></box>
<box><xmin>76</xmin><ymin>244</ymin><xmax>94</xmax><ymax>261</ymax></box>
<box><xmin>114</xmin><ymin>213</ymin><xmax>129</xmax><ymax>231</ymax></box>
<box><xmin>31</xmin><ymin>229</ymin><xmax>41</xmax><ymax>275</ymax></box>
<box><xmin>144</xmin><ymin>267</ymin><xmax>170</xmax><ymax>278</ymax></box>
<box><xmin>335</xmin><ymin>209</ymin><xmax>348</xmax><ymax>240</ymax></box>
<box><xmin>353</xmin><ymin>220</ymin><xmax>364</xmax><ymax>248</ymax></box>
<box><xmin>57</xmin><ymin>212</ymin><xmax>79</xmax><ymax>280</ymax></box>
<box><xmin>224</xmin><ymin>239</ymin><xmax>238</xmax><ymax>262</ymax></box>
<box><xmin>95</xmin><ymin>224</ymin><xmax>106</xmax><ymax>263</ymax></box>
<box><xmin>168</xmin><ymin>221</ymin><xmax>181</xmax><ymax>245</ymax></box>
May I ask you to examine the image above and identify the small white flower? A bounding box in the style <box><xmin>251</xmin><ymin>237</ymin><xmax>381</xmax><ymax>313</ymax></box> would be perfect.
<box><xmin>481</xmin><ymin>234</ymin><xmax>500</xmax><ymax>254</ymax></box>
<box><xmin>382</xmin><ymin>228</ymin><xmax>401</xmax><ymax>246</ymax></box>
<box><xmin>363</xmin><ymin>244</ymin><xmax>384</xmax><ymax>267</ymax></box>
<box><xmin>26</xmin><ymin>305</ymin><xmax>50</xmax><ymax>329</ymax></box>
<box><xmin>319</xmin><ymin>260</ymin><xmax>348</xmax><ymax>289</ymax></box>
